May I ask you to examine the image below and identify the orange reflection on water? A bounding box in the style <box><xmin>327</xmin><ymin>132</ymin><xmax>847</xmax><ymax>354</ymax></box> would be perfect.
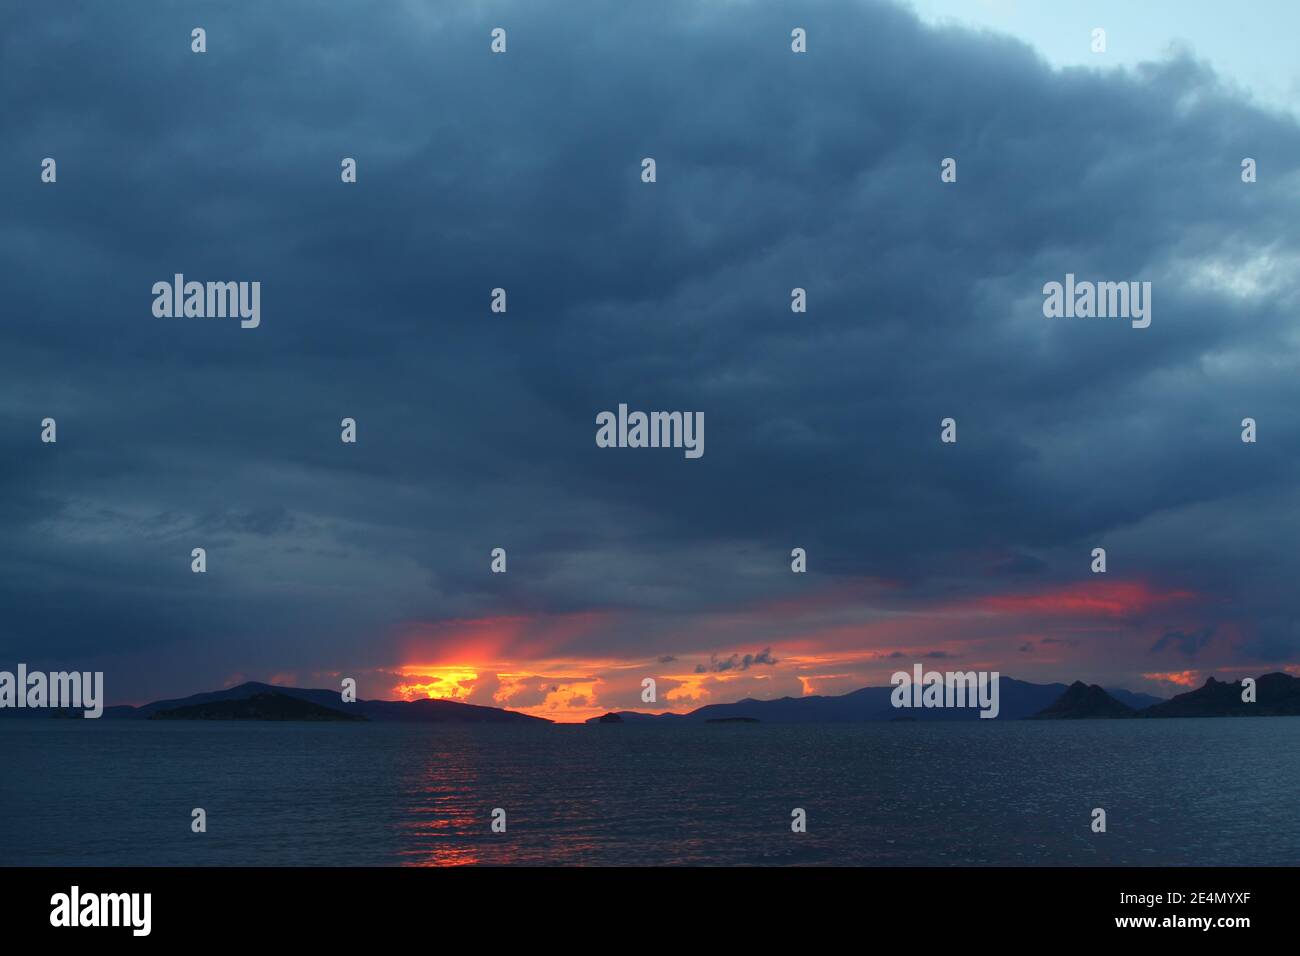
<box><xmin>392</xmin><ymin>729</ymin><xmax>611</xmax><ymax>865</ymax></box>
<box><xmin>395</xmin><ymin>743</ymin><xmax>485</xmax><ymax>866</ymax></box>
<box><xmin>397</xmin><ymin>809</ymin><xmax>482</xmax><ymax>867</ymax></box>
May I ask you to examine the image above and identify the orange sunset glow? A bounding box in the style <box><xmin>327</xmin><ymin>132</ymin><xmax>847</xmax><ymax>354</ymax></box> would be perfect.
<box><xmin>362</xmin><ymin>573</ymin><xmax>1227</xmax><ymax>723</ymax></box>
<box><xmin>394</xmin><ymin>666</ymin><xmax>481</xmax><ymax>701</ymax></box>
<box><xmin>1140</xmin><ymin>670</ymin><xmax>1201</xmax><ymax>688</ymax></box>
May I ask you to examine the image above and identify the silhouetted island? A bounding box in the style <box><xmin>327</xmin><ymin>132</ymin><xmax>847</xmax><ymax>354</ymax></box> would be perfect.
<box><xmin>1028</xmin><ymin>672</ymin><xmax>1300</xmax><ymax>719</ymax></box>
<box><xmin>89</xmin><ymin>680</ymin><xmax>551</xmax><ymax>724</ymax></box>
<box><xmin>1138</xmin><ymin>672</ymin><xmax>1300</xmax><ymax>718</ymax></box>
<box><xmin>1030</xmin><ymin>682</ymin><xmax>1134</xmax><ymax>719</ymax></box>
<box><xmin>149</xmin><ymin>691</ymin><xmax>367</xmax><ymax>721</ymax></box>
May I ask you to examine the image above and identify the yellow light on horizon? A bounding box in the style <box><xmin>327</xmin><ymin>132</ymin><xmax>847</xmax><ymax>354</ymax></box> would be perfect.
<box><xmin>394</xmin><ymin>666</ymin><xmax>480</xmax><ymax>701</ymax></box>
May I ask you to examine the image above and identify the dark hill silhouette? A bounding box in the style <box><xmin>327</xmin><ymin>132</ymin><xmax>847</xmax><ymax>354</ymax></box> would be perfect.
<box><xmin>97</xmin><ymin>680</ymin><xmax>550</xmax><ymax>724</ymax></box>
<box><xmin>1030</xmin><ymin>682</ymin><xmax>1134</xmax><ymax>719</ymax></box>
<box><xmin>1139</xmin><ymin>672</ymin><xmax>1300</xmax><ymax>718</ymax></box>
<box><xmin>149</xmin><ymin>690</ymin><xmax>366</xmax><ymax>721</ymax></box>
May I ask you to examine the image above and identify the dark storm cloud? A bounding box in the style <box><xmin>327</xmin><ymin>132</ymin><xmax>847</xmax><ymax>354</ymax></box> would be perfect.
<box><xmin>695</xmin><ymin>648</ymin><xmax>779</xmax><ymax>674</ymax></box>
<box><xmin>1150</xmin><ymin>626</ymin><xmax>1216</xmax><ymax>659</ymax></box>
<box><xmin>2</xmin><ymin>0</ymin><xmax>1300</xmax><ymax>698</ymax></box>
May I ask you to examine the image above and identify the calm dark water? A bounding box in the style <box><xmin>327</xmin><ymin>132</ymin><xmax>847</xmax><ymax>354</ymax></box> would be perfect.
<box><xmin>2</xmin><ymin>719</ymin><xmax>1297</xmax><ymax>866</ymax></box>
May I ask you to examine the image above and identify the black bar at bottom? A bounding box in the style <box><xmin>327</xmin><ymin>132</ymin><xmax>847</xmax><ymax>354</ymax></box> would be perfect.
<box><xmin>0</xmin><ymin>866</ymin><xmax>1276</xmax><ymax>941</ymax></box>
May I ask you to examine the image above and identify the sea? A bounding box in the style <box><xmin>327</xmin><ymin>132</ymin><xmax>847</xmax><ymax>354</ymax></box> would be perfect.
<box><xmin>2</xmin><ymin>718</ymin><xmax>1297</xmax><ymax>866</ymax></box>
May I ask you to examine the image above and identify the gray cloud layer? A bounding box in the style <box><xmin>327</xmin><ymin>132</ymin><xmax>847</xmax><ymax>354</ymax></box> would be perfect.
<box><xmin>2</xmin><ymin>1</ymin><xmax>1299</xmax><ymax>698</ymax></box>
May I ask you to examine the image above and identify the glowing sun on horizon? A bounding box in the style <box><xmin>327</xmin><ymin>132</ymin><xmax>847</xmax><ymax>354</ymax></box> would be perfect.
<box><xmin>394</xmin><ymin>666</ymin><xmax>480</xmax><ymax>701</ymax></box>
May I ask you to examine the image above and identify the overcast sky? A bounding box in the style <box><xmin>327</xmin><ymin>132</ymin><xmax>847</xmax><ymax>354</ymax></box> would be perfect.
<box><xmin>4</xmin><ymin>0</ymin><xmax>1300</xmax><ymax>720</ymax></box>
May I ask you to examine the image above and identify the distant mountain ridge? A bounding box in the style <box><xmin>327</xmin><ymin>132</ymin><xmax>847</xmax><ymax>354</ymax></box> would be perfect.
<box><xmin>9</xmin><ymin>673</ymin><xmax>1297</xmax><ymax>724</ymax></box>
<box><xmin>587</xmin><ymin>677</ymin><xmax>1164</xmax><ymax>724</ymax></box>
